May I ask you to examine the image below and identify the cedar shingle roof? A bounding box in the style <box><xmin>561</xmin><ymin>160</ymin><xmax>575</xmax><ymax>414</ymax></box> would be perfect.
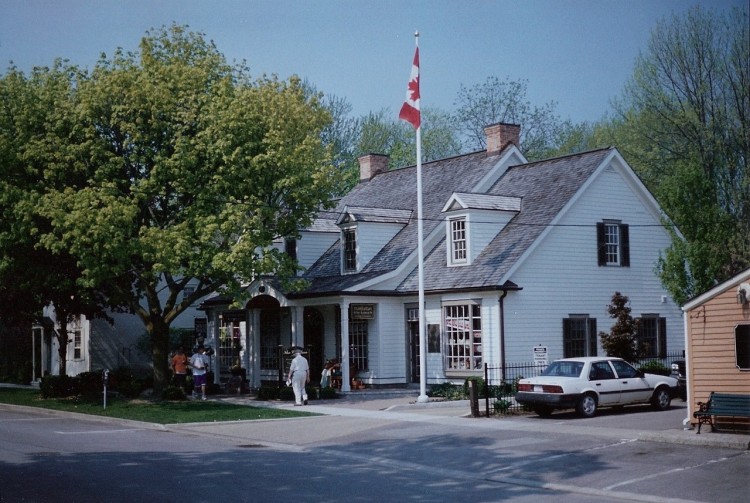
<box><xmin>297</xmin><ymin>147</ymin><xmax>613</xmax><ymax>296</ymax></box>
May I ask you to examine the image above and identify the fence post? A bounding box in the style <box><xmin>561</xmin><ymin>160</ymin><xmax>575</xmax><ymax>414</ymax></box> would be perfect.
<box><xmin>468</xmin><ymin>379</ymin><xmax>479</xmax><ymax>417</ymax></box>
<box><xmin>484</xmin><ymin>363</ymin><xmax>490</xmax><ymax>417</ymax></box>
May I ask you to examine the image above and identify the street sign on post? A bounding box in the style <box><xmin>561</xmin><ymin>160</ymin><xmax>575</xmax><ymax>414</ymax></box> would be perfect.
<box><xmin>533</xmin><ymin>346</ymin><xmax>548</xmax><ymax>367</ymax></box>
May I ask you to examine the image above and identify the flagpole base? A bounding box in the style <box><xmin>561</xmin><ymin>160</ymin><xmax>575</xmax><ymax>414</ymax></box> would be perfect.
<box><xmin>417</xmin><ymin>394</ymin><xmax>429</xmax><ymax>403</ymax></box>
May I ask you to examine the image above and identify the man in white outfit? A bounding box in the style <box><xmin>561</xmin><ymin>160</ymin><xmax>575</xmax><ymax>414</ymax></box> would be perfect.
<box><xmin>287</xmin><ymin>347</ymin><xmax>310</xmax><ymax>406</ymax></box>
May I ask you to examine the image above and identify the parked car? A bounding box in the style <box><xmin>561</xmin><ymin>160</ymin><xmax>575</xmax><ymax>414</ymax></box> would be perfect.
<box><xmin>515</xmin><ymin>357</ymin><xmax>679</xmax><ymax>418</ymax></box>
<box><xmin>670</xmin><ymin>359</ymin><xmax>687</xmax><ymax>401</ymax></box>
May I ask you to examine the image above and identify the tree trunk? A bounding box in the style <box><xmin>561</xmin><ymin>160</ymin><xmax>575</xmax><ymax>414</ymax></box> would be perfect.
<box><xmin>55</xmin><ymin>307</ymin><xmax>69</xmax><ymax>376</ymax></box>
<box><xmin>150</xmin><ymin>318</ymin><xmax>171</xmax><ymax>399</ymax></box>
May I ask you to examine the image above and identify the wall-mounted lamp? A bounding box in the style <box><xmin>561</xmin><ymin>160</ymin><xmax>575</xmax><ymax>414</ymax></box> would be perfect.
<box><xmin>738</xmin><ymin>283</ymin><xmax>749</xmax><ymax>305</ymax></box>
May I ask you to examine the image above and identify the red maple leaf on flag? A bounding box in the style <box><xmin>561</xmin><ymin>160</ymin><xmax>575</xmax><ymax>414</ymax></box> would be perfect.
<box><xmin>399</xmin><ymin>47</ymin><xmax>421</xmax><ymax>129</ymax></box>
<box><xmin>408</xmin><ymin>75</ymin><xmax>420</xmax><ymax>102</ymax></box>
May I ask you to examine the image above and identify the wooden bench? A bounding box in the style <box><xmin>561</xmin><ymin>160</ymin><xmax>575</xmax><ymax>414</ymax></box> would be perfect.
<box><xmin>693</xmin><ymin>392</ymin><xmax>750</xmax><ymax>434</ymax></box>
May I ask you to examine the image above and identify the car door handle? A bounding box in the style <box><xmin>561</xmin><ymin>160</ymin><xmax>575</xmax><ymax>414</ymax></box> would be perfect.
<box><xmin>622</xmin><ymin>381</ymin><xmax>628</xmax><ymax>384</ymax></box>
<box><xmin>595</xmin><ymin>383</ymin><xmax>601</xmax><ymax>386</ymax></box>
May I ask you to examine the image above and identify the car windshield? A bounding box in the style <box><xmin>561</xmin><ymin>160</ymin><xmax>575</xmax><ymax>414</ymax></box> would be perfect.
<box><xmin>541</xmin><ymin>361</ymin><xmax>584</xmax><ymax>378</ymax></box>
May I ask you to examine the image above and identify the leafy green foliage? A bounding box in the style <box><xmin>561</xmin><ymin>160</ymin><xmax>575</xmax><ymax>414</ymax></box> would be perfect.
<box><xmin>1</xmin><ymin>25</ymin><xmax>337</xmax><ymax>396</ymax></box>
<box><xmin>637</xmin><ymin>360</ymin><xmax>670</xmax><ymax>377</ymax></box>
<box><xmin>605</xmin><ymin>5</ymin><xmax>749</xmax><ymax>301</ymax></box>
<box><xmin>599</xmin><ymin>292</ymin><xmax>642</xmax><ymax>363</ymax></box>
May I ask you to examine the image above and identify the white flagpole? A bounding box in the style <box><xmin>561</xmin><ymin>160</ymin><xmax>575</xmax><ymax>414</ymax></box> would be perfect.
<box><xmin>415</xmin><ymin>32</ymin><xmax>428</xmax><ymax>403</ymax></box>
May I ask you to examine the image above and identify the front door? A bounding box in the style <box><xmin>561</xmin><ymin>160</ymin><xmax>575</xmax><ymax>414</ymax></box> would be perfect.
<box><xmin>304</xmin><ymin>308</ymin><xmax>324</xmax><ymax>386</ymax></box>
<box><xmin>407</xmin><ymin>307</ymin><xmax>420</xmax><ymax>383</ymax></box>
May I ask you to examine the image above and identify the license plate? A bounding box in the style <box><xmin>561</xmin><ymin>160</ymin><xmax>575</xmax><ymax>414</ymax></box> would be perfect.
<box><xmin>534</xmin><ymin>385</ymin><xmax>543</xmax><ymax>392</ymax></box>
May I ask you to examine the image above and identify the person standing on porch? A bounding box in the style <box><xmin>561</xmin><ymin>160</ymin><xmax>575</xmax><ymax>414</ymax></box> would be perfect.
<box><xmin>287</xmin><ymin>347</ymin><xmax>310</xmax><ymax>406</ymax></box>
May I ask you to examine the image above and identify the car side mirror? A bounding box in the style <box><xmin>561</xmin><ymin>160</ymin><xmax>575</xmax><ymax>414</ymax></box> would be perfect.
<box><xmin>635</xmin><ymin>370</ymin><xmax>645</xmax><ymax>378</ymax></box>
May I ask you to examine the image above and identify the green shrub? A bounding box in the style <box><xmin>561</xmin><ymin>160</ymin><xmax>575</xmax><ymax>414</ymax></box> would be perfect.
<box><xmin>162</xmin><ymin>386</ymin><xmax>186</xmax><ymax>401</ymax></box>
<box><xmin>77</xmin><ymin>371</ymin><xmax>105</xmax><ymax>400</ymax></box>
<box><xmin>493</xmin><ymin>399</ymin><xmax>511</xmax><ymax>414</ymax></box>
<box><xmin>638</xmin><ymin>360</ymin><xmax>670</xmax><ymax>376</ymax></box>
<box><xmin>427</xmin><ymin>382</ymin><xmax>465</xmax><ymax>400</ymax></box>
<box><xmin>257</xmin><ymin>385</ymin><xmax>281</xmax><ymax>400</ymax></box>
<box><xmin>40</xmin><ymin>375</ymin><xmax>77</xmax><ymax>398</ymax></box>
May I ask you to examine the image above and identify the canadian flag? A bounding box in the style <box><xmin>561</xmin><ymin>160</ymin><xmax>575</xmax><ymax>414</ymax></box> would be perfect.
<box><xmin>398</xmin><ymin>47</ymin><xmax>420</xmax><ymax>129</ymax></box>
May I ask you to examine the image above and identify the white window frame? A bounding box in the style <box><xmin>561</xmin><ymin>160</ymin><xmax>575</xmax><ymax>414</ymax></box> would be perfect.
<box><xmin>342</xmin><ymin>226</ymin><xmax>357</xmax><ymax>273</ymax></box>
<box><xmin>447</xmin><ymin>216</ymin><xmax>468</xmax><ymax>266</ymax></box>
<box><xmin>604</xmin><ymin>222</ymin><xmax>621</xmax><ymax>265</ymax></box>
<box><xmin>443</xmin><ymin>301</ymin><xmax>482</xmax><ymax>373</ymax></box>
<box><xmin>73</xmin><ymin>330</ymin><xmax>82</xmax><ymax>360</ymax></box>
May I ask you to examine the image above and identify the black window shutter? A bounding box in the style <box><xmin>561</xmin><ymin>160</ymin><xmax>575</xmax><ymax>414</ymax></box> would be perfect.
<box><xmin>588</xmin><ymin>318</ymin><xmax>598</xmax><ymax>356</ymax></box>
<box><xmin>596</xmin><ymin>222</ymin><xmax>606</xmax><ymax>266</ymax></box>
<box><xmin>563</xmin><ymin>318</ymin><xmax>571</xmax><ymax>358</ymax></box>
<box><xmin>658</xmin><ymin>317</ymin><xmax>667</xmax><ymax>358</ymax></box>
<box><xmin>620</xmin><ymin>224</ymin><xmax>630</xmax><ymax>267</ymax></box>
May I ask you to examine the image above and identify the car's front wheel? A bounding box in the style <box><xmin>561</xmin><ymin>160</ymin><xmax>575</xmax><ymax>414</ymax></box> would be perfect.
<box><xmin>576</xmin><ymin>393</ymin><xmax>597</xmax><ymax>418</ymax></box>
<box><xmin>651</xmin><ymin>386</ymin><xmax>672</xmax><ymax>411</ymax></box>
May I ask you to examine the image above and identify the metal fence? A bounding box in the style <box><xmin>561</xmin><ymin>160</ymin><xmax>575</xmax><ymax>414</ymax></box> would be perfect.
<box><xmin>482</xmin><ymin>351</ymin><xmax>685</xmax><ymax>417</ymax></box>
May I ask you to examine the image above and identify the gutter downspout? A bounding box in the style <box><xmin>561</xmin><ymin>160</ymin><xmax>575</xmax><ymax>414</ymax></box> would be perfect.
<box><xmin>499</xmin><ymin>290</ymin><xmax>508</xmax><ymax>382</ymax></box>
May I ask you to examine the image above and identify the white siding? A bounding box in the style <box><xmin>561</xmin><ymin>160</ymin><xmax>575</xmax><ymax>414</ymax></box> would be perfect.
<box><xmin>502</xmin><ymin>164</ymin><xmax>683</xmax><ymax>363</ymax></box>
<box><xmin>356</xmin><ymin>222</ymin><xmax>404</xmax><ymax>270</ymax></box>
<box><xmin>468</xmin><ymin>210</ymin><xmax>515</xmax><ymax>263</ymax></box>
<box><xmin>297</xmin><ymin>230</ymin><xmax>338</xmax><ymax>270</ymax></box>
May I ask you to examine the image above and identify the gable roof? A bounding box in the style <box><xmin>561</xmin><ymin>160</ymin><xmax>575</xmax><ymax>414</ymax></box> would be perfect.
<box><xmin>443</xmin><ymin>193</ymin><xmax>522</xmax><ymax>212</ymax></box>
<box><xmin>296</xmin><ymin>146</ymin><xmax>615</xmax><ymax>297</ymax></box>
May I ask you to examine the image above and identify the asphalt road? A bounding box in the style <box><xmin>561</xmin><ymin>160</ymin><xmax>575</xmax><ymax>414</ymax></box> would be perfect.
<box><xmin>0</xmin><ymin>400</ymin><xmax>747</xmax><ymax>503</ymax></box>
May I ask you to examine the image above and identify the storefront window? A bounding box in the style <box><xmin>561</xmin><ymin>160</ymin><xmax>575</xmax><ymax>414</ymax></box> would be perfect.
<box><xmin>444</xmin><ymin>303</ymin><xmax>482</xmax><ymax>371</ymax></box>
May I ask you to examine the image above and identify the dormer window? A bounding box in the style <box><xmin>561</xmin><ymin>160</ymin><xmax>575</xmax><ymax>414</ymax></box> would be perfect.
<box><xmin>284</xmin><ymin>237</ymin><xmax>297</xmax><ymax>261</ymax></box>
<box><xmin>343</xmin><ymin>227</ymin><xmax>357</xmax><ymax>273</ymax></box>
<box><xmin>449</xmin><ymin>217</ymin><xmax>468</xmax><ymax>265</ymax></box>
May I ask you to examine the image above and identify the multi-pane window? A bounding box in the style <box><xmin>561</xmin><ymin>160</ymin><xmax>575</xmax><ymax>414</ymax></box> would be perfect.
<box><xmin>449</xmin><ymin>217</ymin><xmax>467</xmax><ymax>264</ymax></box>
<box><xmin>219</xmin><ymin>317</ymin><xmax>243</xmax><ymax>373</ymax></box>
<box><xmin>349</xmin><ymin>319</ymin><xmax>368</xmax><ymax>371</ymax></box>
<box><xmin>597</xmin><ymin>221</ymin><xmax>630</xmax><ymax>267</ymax></box>
<box><xmin>73</xmin><ymin>330</ymin><xmax>82</xmax><ymax>360</ymax></box>
<box><xmin>444</xmin><ymin>303</ymin><xmax>482</xmax><ymax>371</ymax></box>
<box><xmin>604</xmin><ymin>223</ymin><xmax>620</xmax><ymax>264</ymax></box>
<box><xmin>182</xmin><ymin>285</ymin><xmax>195</xmax><ymax>302</ymax></box>
<box><xmin>284</xmin><ymin>237</ymin><xmax>297</xmax><ymax>261</ymax></box>
<box><xmin>637</xmin><ymin>316</ymin><xmax>667</xmax><ymax>358</ymax></box>
<box><xmin>343</xmin><ymin>228</ymin><xmax>357</xmax><ymax>272</ymax></box>
<box><xmin>563</xmin><ymin>316</ymin><xmax>597</xmax><ymax>358</ymax></box>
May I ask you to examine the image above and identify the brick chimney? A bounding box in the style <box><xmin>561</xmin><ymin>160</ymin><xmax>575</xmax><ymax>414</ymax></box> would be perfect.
<box><xmin>484</xmin><ymin>123</ymin><xmax>521</xmax><ymax>154</ymax></box>
<box><xmin>358</xmin><ymin>153</ymin><xmax>390</xmax><ymax>181</ymax></box>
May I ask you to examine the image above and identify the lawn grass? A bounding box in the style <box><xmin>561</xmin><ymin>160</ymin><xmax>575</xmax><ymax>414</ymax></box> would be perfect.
<box><xmin>0</xmin><ymin>388</ymin><xmax>316</xmax><ymax>424</ymax></box>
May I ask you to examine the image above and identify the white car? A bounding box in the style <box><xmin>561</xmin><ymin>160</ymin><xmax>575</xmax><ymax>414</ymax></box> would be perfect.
<box><xmin>515</xmin><ymin>357</ymin><xmax>679</xmax><ymax>418</ymax></box>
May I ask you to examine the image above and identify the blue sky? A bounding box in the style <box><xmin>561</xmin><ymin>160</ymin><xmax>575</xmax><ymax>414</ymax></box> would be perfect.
<box><xmin>1</xmin><ymin>0</ymin><xmax>744</xmax><ymax>124</ymax></box>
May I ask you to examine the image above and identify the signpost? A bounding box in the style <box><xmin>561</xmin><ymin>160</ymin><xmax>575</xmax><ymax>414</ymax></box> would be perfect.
<box><xmin>533</xmin><ymin>346</ymin><xmax>548</xmax><ymax>367</ymax></box>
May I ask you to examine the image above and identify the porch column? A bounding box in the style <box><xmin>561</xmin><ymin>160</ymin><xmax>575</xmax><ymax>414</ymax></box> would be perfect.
<box><xmin>291</xmin><ymin>305</ymin><xmax>304</xmax><ymax>347</ymax></box>
<box><xmin>340</xmin><ymin>299</ymin><xmax>351</xmax><ymax>392</ymax></box>
<box><xmin>249</xmin><ymin>309</ymin><xmax>261</xmax><ymax>388</ymax></box>
<box><xmin>242</xmin><ymin>311</ymin><xmax>251</xmax><ymax>382</ymax></box>
<box><xmin>208</xmin><ymin>313</ymin><xmax>220</xmax><ymax>385</ymax></box>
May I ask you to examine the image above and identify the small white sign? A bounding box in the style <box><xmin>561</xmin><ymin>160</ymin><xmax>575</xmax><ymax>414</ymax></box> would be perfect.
<box><xmin>533</xmin><ymin>345</ymin><xmax>548</xmax><ymax>366</ymax></box>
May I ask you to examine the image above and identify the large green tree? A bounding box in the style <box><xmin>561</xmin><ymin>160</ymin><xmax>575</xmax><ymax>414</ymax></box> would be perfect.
<box><xmin>2</xmin><ymin>25</ymin><xmax>336</xmax><ymax>395</ymax></box>
<box><xmin>0</xmin><ymin>62</ymin><xmax>108</xmax><ymax>375</ymax></box>
<box><xmin>607</xmin><ymin>5</ymin><xmax>749</xmax><ymax>303</ymax></box>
